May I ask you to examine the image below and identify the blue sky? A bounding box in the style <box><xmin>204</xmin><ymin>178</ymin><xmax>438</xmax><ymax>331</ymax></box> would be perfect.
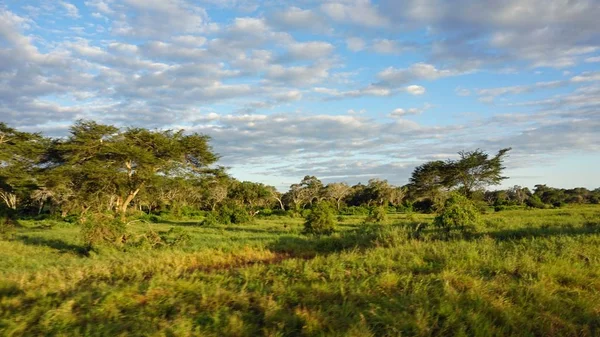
<box><xmin>1</xmin><ymin>0</ymin><xmax>599</xmax><ymax>191</ymax></box>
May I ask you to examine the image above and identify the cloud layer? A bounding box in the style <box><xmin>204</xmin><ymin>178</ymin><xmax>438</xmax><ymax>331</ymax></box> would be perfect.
<box><xmin>1</xmin><ymin>0</ymin><xmax>599</xmax><ymax>189</ymax></box>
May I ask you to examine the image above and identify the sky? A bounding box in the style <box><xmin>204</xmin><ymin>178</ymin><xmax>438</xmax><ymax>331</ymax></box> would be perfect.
<box><xmin>1</xmin><ymin>0</ymin><xmax>599</xmax><ymax>191</ymax></box>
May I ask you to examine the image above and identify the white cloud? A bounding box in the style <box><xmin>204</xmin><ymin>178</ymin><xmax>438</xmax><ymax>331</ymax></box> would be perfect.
<box><xmin>405</xmin><ymin>85</ymin><xmax>426</xmax><ymax>95</ymax></box>
<box><xmin>455</xmin><ymin>87</ymin><xmax>471</xmax><ymax>96</ymax></box>
<box><xmin>285</xmin><ymin>41</ymin><xmax>334</xmax><ymax>61</ymax></box>
<box><xmin>60</xmin><ymin>1</ymin><xmax>80</xmax><ymax>18</ymax></box>
<box><xmin>372</xmin><ymin>39</ymin><xmax>404</xmax><ymax>54</ymax></box>
<box><xmin>378</xmin><ymin>63</ymin><xmax>459</xmax><ymax>85</ymax></box>
<box><xmin>390</xmin><ymin>103</ymin><xmax>432</xmax><ymax>117</ymax></box>
<box><xmin>346</xmin><ymin>37</ymin><xmax>365</xmax><ymax>52</ymax></box>
<box><xmin>585</xmin><ymin>56</ymin><xmax>600</xmax><ymax>63</ymax></box>
<box><xmin>268</xmin><ymin>7</ymin><xmax>330</xmax><ymax>33</ymax></box>
<box><xmin>321</xmin><ymin>1</ymin><xmax>389</xmax><ymax>27</ymax></box>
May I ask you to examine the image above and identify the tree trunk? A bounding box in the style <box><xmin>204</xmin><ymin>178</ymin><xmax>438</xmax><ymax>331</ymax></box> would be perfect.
<box><xmin>119</xmin><ymin>187</ymin><xmax>141</xmax><ymax>218</ymax></box>
<box><xmin>274</xmin><ymin>197</ymin><xmax>285</xmax><ymax>210</ymax></box>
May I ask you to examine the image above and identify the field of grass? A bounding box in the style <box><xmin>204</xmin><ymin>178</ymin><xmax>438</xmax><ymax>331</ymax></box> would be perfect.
<box><xmin>1</xmin><ymin>206</ymin><xmax>600</xmax><ymax>336</ymax></box>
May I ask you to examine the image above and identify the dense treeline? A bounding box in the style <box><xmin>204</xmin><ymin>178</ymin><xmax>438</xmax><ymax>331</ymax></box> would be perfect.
<box><xmin>1</xmin><ymin>121</ymin><xmax>599</xmax><ymax>225</ymax></box>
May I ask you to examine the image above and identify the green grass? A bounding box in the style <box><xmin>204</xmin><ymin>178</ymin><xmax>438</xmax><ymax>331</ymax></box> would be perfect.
<box><xmin>1</xmin><ymin>206</ymin><xmax>600</xmax><ymax>336</ymax></box>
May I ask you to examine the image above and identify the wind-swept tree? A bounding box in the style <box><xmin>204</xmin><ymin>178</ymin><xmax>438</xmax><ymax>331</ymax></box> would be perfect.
<box><xmin>408</xmin><ymin>160</ymin><xmax>451</xmax><ymax>203</ymax></box>
<box><xmin>450</xmin><ymin>148</ymin><xmax>511</xmax><ymax>197</ymax></box>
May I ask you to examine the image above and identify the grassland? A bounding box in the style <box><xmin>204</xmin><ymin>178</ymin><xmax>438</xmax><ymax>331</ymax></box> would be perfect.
<box><xmin>1</xmin><ymin>206</ymin><xmax>600</xmax><ymax>336</ymax></box>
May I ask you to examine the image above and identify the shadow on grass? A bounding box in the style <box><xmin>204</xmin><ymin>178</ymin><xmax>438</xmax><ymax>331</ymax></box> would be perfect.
<box><xmin>220</xmin><ymin>226</ymin><xmax>293</xmax><ymax>235</ymax></box>
<box><xmin>268</xmin><ymin>226</ymin><xmax>384</xmax><ymax>258</ymax></box>
<box><xmin>15</xmin><ymin>235</ymin><xmax>90</xmax><ymax>257</ymax></box>
<box><xmin>485</xmin><ymin>224</ymin><xmax>600</xmax><ymax>241</ymax></box>
<box><xmin>156</xmin><ymin>219</ymin><xmax>202</xmax><ymax>227</ymax></box>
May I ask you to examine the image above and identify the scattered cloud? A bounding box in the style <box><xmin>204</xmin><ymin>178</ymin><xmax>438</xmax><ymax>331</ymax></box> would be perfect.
<box><xmin>1</xmin><ymin>1</ymin><xmax>599</xmax><ymax>188</ymax></box>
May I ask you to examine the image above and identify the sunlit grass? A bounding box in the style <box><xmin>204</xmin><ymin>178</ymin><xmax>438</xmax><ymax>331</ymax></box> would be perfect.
<box><xmin>1</xmin><ymin>205</ymin><xmax>599</xmax><ymax>336</ymax></box>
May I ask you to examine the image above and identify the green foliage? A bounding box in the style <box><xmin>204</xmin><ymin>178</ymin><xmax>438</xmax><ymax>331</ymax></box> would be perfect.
<box><xmin>366</xmin><ymin>206</ymin><xmax>387</xmax><ymax>223</ymax></box>
<box><xmin>138</xmin><ymin>213</ymin><xmax>162</xmax><ymax>223</ymax></box>
<box><xmin>216</xmin><ymin>204</ymin><xmax>252</xmax><ymax>225</ymax></box>
<box><xmin>340</xmin><ymin>205</ymin><xmax>370</xmax><ymax>215</ymax></box>
<box><xmin>80</xmin><ymin>214</ymin><xmax>126</xmax><ymax>248</ymax></box>
<box><xmin>525</xmin><ymin>195</ymin><xmax>547</xmax><ymax>209</ymax></box>
<box><xmin>0</xmin><ymin>214</ymin><xmax>15</xmax><ymax>240</ymax></box>
<box><xmin>409</xmin><ymin>148</ymin><xmax>511</xmax><ymax>200</ymax></box>
<box><xmin>200</xmin><ymin>212</ymin><xmax>219</xmax><ymax>226</ymax></box>
<box><xmin>130</xmin><ymin>227</ymin><xmax>191</xmax><ymax>249</ymax></box>
<box><xmin>303</xmin><ymin>202</ymin><xmax>336</xmax><ymax>235</ymax></box>
<box><xmin>433</xmin><ymin>193</ymin><xmax>481</xmax><ymax>238</ymax></box>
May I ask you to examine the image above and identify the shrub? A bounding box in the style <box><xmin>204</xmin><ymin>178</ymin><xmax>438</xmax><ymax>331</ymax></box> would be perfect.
<box><xmin>159</xmin><ymin>227</ymin><xmax>191</xmax><ymax>247</ymax></box>
<box><xmin>525</xmin><ymin>195</ymin><xmax>547</xmax><ymax>209</ymax></box>
<box><xmin>433</xmin><ymin>193</ymin><xmax>480</xmax><ymax>238</ymax></box>
<box><xmin>412</xmin><ymin>199</ymin><xmax>436</xmax><ymax>213</ymax></box>
<box><xmin>303</xmin><ymin>202</ymin><xmax>336</xmax><ymax>235</ymax></box>
<box><xmin>80</xmin><ymin>214</ymin><xmax>127</xmax><ymax>248</ymax></box>
<box><xmin>231</xmin><ymin>207</ymin><xmax>252</xmax><ymax>224</ymax></box>
<box><xmin>139</xmin><ymin>213</ymin><xmax>162</xmax><ymax>223</ymax></box>
<box><xmin>340</xmin><ymin>206</ymin><xmax>370</xmax><ymax>215</ymax></box>
<box><xmin>200</xmin><ymin>212</ymin><xmax>219</xmax><ymax>226</ymax></box>
<box><xmin>366</xmin><ymin>206</ymin><xmax>387</xmax><ymax>223</ymax></box>
<box><xmin>300</xmin><ymin>208</ymin><xmax>312</xmax><ymax>218</ymax></box>
<box><xmin>0</xmin><ymin>215</ymin><xmax>16</xmax><ymax>240</ymax></box>
<box><xmin>129</xmin><ymin>227</ymin><xmax>191</xmax><ymax>249</ymax></box>
<box><xmin>211</xmin><ymin>204</ymin><xmax>253</xmax><ymax>225</ymax></box>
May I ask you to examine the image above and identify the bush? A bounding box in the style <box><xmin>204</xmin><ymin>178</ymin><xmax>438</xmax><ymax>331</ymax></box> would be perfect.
<box><xmin>300</xmin><ymin>208</ymin><xmax>312</xmax><ymax>218</ymax></box>
<box><xmin>366</xmin><ymin>206</ymin><xmax>387</xmax><ymax>223</ymax></box>
<box><xmin>138</xmin><ymin>213</ymin><xmax>162</xmax><ymax>223</ymax></box>
<box><xmin>208</xmin><ymin>204</ymin><xmax>253</xmax><ymax>225</ymax></box>
<box><xmin>433</xmin><ymin>193</ymin><xmax>480</xmax><ymax>238</ymax></box>
<box><xmin>412</xmin><ymin>199</ymin><xmax>436</xmax><ymax>213</ymax></box>
<box><xmin>303</xmin><ymin>202</ymin><xmax>336</xmax><ymax>235</ymax></box>
<box><xmin>130</xmin><ymin>227</ymin><xmax>191</xmax><ymax>249</ymax></box>
<box><xmin>0</xmin><ymin>215</ymin><xmax>16</xmax><ymax>240</ymax></box>
<box><xmin>200</xmin><ymin>212</ymin><xmax>219</xmax><ymax>226</ymax></box>
<box><xmin>80</xmin><ymin>214</ymin><xmax>127</xmax><ymax>248</ymax></box>
<box><xmin>525</xmin><ymin>195</ymin><xmax>547</xmax><ymax>209</ymax></box>
<box><xmin>231</xmin><ymin>207</ymin><xmax>252</xmax><ymax>224</ymax></box>
<box><xmin>158</xmin><ymin>227</ymin><xmax>191</xmax><ymax>247</ymax></box>
<box><xmin>340</xmin><ymin>206</ymin><xmax>370</xmax><ymax>215</ymax></box>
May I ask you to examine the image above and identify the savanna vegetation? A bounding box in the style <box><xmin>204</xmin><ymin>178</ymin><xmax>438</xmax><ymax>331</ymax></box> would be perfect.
<box><xmin>1</xmin><ymin>121</ymin><xmax>599</xmax><ymax>336</ymax></box>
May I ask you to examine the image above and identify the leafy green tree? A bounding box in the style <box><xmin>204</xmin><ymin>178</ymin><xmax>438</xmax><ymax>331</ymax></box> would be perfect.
<box><xmin>300</xmin><ymin>175</ymin><xmax>324</xmax><ymax>206</ymax></box>
<box><xmin>0</xmin><ymin>123</ymin><xmax>47</xmax><ymax>211</ymax></box>
<box><xmin>408</xmin><ymin>160</ymin><xmax>451</xmax><ymax>204</ymax></box>
<box><xmin>303</xmin><ymin>202</ymin><xmax>336</xmax><ymax>235</ymax></box>
<box><xmin>433</xmin><ymin>193</ymin><xmax>480</xmax><ymax>238</ymax></box>
<box><xmin>451</xmin><ymin>148</ymin><xmax>511</xmax><ymax>198</ymax></box>
<box><xmin>48</xmin><ymin>120</ymin><xmax>218</xmax><ymax>217</ymax></box>
<box><xmin>409</xmin><ymin>148</ymin><xmax>511</xmax><ymax>201</ymax></box>
<box><xmin>366</xmin><ymin>206</ymin><xmax>387</xmax><ymax>223</ymax></box>
<box><xmin>365</xmin><ymin>179</ymin><xmax>394</xmax><ymax>206</ymax></box>
<box><xmin>324</xmin><ymin>182</ymin><xmax>351</xmax><ymax>211</ymax></box>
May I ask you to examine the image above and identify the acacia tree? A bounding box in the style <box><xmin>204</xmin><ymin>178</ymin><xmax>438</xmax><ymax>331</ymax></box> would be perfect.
<box><xmin>408</xmin><ymin>160</ymin><xmax>451</xmax><ymax>203</ymax></box>
<box><xmin>0</xmin><ymin>123</ymin><xmax>47</xmax><ymax>211</ymax></box>
<box><xmin>409</xmin><ymin>148</ymin><xmax>511</xmax><ymax>200</ymax></box>
<box><xmin>48</xmin><ymin>120</ymin><xmax>218</xmax><ymax>218</ymax></box>
<box><xmin>451</xmin><ymin>148</ymin><xmax>511</xmax><ymax>197</ymax></box>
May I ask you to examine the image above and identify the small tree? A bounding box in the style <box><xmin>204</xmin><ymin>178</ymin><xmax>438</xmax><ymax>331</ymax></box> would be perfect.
<box><xmin>433</xmin><ymin>193</ymin><xmax>480</xmax><ymax>238</ymax></box>
<box><xmin>366</xmin><ymin>206</ymin><xmax>387</xmax><ymax>223</ymax></box>
<box><xmin>303</xmin><ymin>202</ymin><xmax>336</xmax><ymax>235</ymax></box>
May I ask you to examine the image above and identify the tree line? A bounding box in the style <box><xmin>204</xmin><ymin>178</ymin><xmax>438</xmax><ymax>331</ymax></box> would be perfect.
<box><xmin>1</xmin><ymin>121</ymin><xmax>599</xmax><ymax>223</ymax></box>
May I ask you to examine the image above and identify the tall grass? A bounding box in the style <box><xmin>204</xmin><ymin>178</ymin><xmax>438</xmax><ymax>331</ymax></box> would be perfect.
<box><xmin>1</xmin><ymin>205</ymin><xmax>599</xmax><ymax>336</ymax></box>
